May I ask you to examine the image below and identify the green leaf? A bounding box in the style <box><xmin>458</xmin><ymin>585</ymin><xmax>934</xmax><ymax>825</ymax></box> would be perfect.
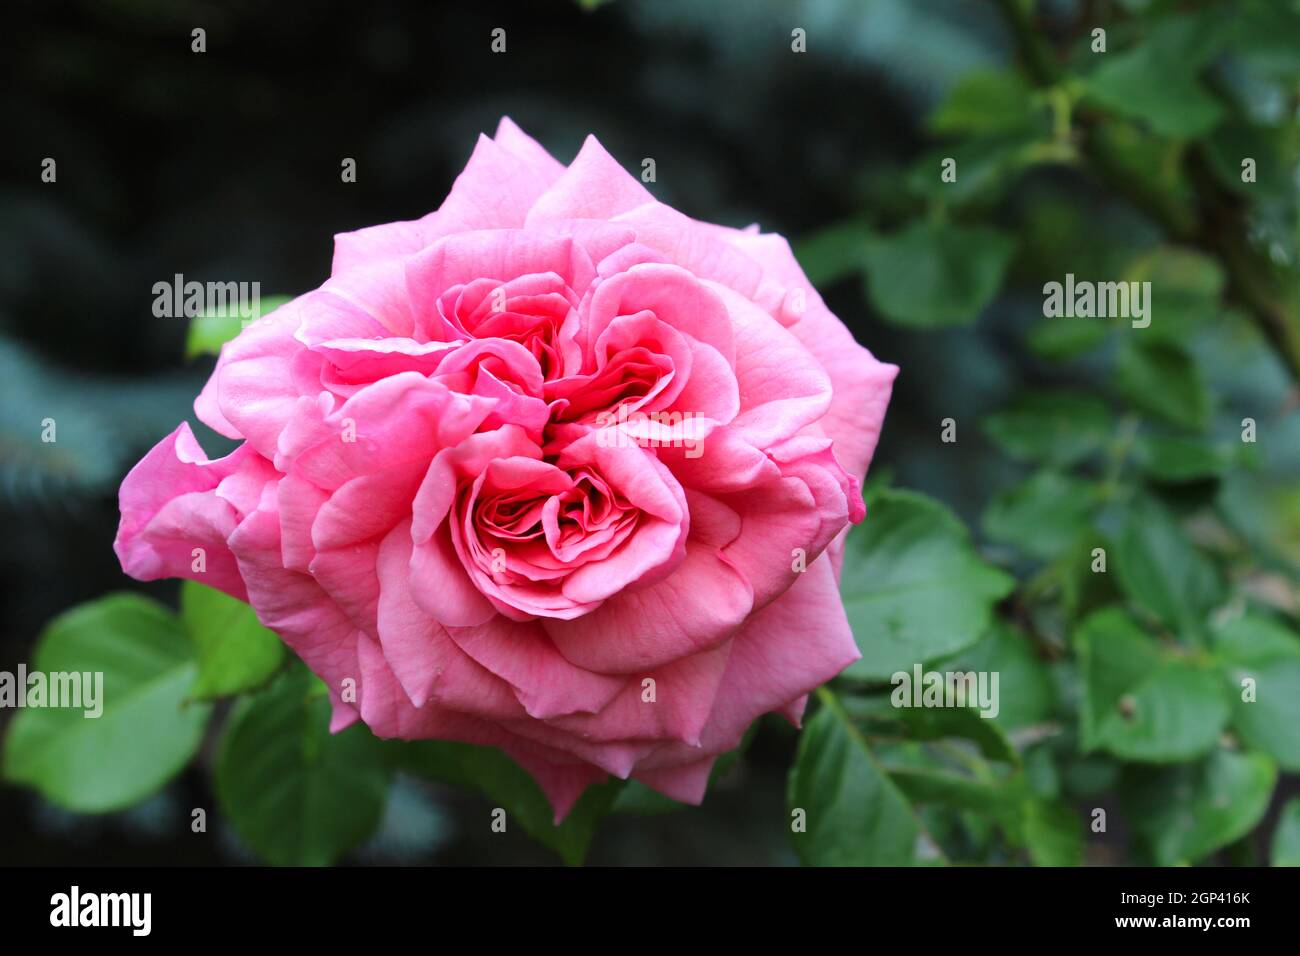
<box><xmin>840</xmin><ymin>489</ymin><xmax>1014</xmax><ymax>681</ymax></box>
<box><xmin>1124</xmin><ymin>749</ymin><xmax>1276</xmax><ymax>865</ymax></box>
<box><xmin>944</xmin><ymin>622</ymin><xmax>1056</xmax><ymax>730</ymax></box>
<box><xmin>1217</xmin><ymin>471</ymin><xmax>1300</xmax><ymax>571</ymax></box>
<box><xmin>1271</xmin><ymin>799</ymin><xmax>1300</xmax><ymax>866</ymax></box>
<box><xmin>1085</xmin><ymin>119</ymin><xmax>1199</xmax><ymax>232</ymax></box>
<box><xmin>981</xmin><ymin>391</ymin><xmax>1114</xmax><ymax>467</ymax></box>
<box><xmin>793</xmin><ymin>221</ymin><xmax>874</xmax><ymax>287</ymax></box>
<box><xmin>397</xmin><ymin>739</ymin><xmax>621</xmax><ymax>865</ymax></box>
<box><xmin>1075</xmin><ymin>607</ymin><xmax>1228</xmax><ymax>763</ymax></box>
<box><xmin>1023</xmin><ymin>745</ymin><xmax>1059</xmax><ymax>799</ymax></box>
<box><xmin>1205</xmin><ymin>120</ymin><xmax>1298</xmax><ymax>199</ymax></box>
<box><xmin>1022</xmin><ymin>799</ymin><xmax>1084</xmax><ymax>866</ymax></box>
<box><xmin>1134</xmin><ymin>434</ymin><xmax>1231</xmax><ymax>483</ymax></box>
<box><xmin>1027</xmin><ymin>314</ymin><xmax>1110</xmax><ymax>360</ymax></box>
<box><xmin>181</xmin><ymin>581</ymin><xmax>285</xmax><ymax>699</ymax></box>
<box><xmin>1083</xmin><ymin>16</ymin><xmax>1229</xmax><ymax>138</ymax></box>
<box><xmin>1122</xmin><ymin>247</ymin><xmax>1224</xmax><ymax>343</ymax></box>
<box><xmin>929</xmin><ymin>70</ymin><xmax>1037</xmax><ymax>135</ymax></box>
<box><xmin>1114</xmin><ymin>494</ymin><xmax>1223</xmax><ymax>639</ymax></box>
<box><xmin>849</xmin><ymin>694</ymin><xmax>1018</xmax><ymax>765</ymax></box>
<box><xmin>2</xmin><ymin>593</ymin><xmax>211</xmax><ymax>813</ymax></box>
<box><xmin>982</xmin><ymin>470</ymin><xmax>1099</xmax><ymax>561</ymax></box>
<box><xmin>1213</xmin><ymin>615</ymin><xmax>1300</xmax><ymax>771</ymax></box>
<box><xmin>862</xmin><ymin>221</ymin><xmax>1015</xmax><ymax>328</ymax></box>
<box><xmin>1086</xmin><ymin>65</ymin><xmax>1222</xmax><ymax>139</ymax></box>
<box><xmin>879</xmin><ymin>748</ymin><xmax>1068</xmax><ymax>861</ymax></box>
<box><xmin>216</xmin><ymin>667</ymin><xmax>391</xmax><ymax>866</ymax></box>
<box><xmin>1224</xmin><ymin>0</ymin><xmax>1300</xmax><ymax>79</ymax></box>
<box><xmin>888</xmin><ymin>765</ymin><xmax>1015</xmax><ymax>820</ymax></box>
<box><xmin>185</xmin><ymin>294</ymin><xmax>293</xmax><ymax>360</ymax></box>
<box><xmin>1056</xmin><ymin>536</ymin><xmax>1122</xmax><ymax>622</ymax></box>
<box><xmin>1115</xmin><ymin>340</ymin><xmax>1211</xmax><ymax>431</ymax></box>
<box><xmin>907</xmin><ymin>134</ymin><xmax>1042</xmax><ymax>207</ymax></box>
<box><xmin>1061</xmin><ymin>753</ymin><xmax>1121</xmax><ymax>801</ymax></box>
<box><xmin>788</xmin><ymin>692</ymin><xmax>934</xmax><ymax>865</ymax></box>
<box><xmin>898</xmin><ymin>708</ymin><xmax>1019</xmax><ymax>766</ymax></box>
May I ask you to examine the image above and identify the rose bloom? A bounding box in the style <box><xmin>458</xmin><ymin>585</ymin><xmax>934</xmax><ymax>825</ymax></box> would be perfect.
<box><xmin>116</xmin><ymin>119</ymin><xmax>896</xmax><ymax>820</ymax></box>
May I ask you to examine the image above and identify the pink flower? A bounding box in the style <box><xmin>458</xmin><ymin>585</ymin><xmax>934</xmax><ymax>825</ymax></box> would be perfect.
<box><xmin>115</xmin><ymin>119</ymin><xmax>897</xmax><ymax>820</ymax></box>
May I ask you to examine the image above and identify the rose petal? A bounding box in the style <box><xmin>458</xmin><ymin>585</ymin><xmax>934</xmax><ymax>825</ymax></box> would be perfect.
<box><xmin>526</xmin><ymin>135</ymin><xmax>655</xmax><ymax>225</ymax></box>
<box><xmin>227</xmin><ymin>486</ymin><xmax>362</xmax><ymax>699</ymax></box>
<box><xmin>544</xmin><ymin>542</ymin><xmax>753</xmax><ymax>674</ymax></box>
<box><xmin>632</xmin><ymin>757</ymin><xmax>718</xmax><ymax>805</ymax></box>
<box><xmin>114</xmin><ymin>424</ymin><xmax>273</xmax><ymax>600</ymax></box>
<box><xmin>376</xmin><ymin>522</ymin><xmax>525</xmax><ymax>718</ymax></box>
<box><xmin>446</xmin><ymin>616</ymin><xmax>626</xmax><ymax>720</ymax></box>
<box><xmin>729</xmin><ymin>232</ymin><xmax>899</xmax><ymax>482</ymax></box>
<box><xmin>546</xmin><ymin>640</ymin><xmax>732</xmax><ymax>747</ymax></box>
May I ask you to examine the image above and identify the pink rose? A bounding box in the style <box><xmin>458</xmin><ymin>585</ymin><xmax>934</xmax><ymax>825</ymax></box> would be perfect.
<box><xmin>115</xmin><ymin>118</ymin><xmax>897</xmax><ymax>820</ymax></box>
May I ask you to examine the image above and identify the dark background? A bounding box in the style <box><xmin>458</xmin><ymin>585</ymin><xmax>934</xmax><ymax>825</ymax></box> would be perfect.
<box><xmin>0</xmin><ymin>0</ymin><xmax>1177</xmax><ymax>864</ymax></box>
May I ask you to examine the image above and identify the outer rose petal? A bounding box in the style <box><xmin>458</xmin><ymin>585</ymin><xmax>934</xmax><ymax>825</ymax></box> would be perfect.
<box><xmin>276</xmin><ymin>471</ymin><xmax>328</xmax><ymax>573</ymax></box>
<box><xmin>779</xmin><ymin>694</ymin><xmax>810</xmax><ymax>728</ymax></box>
<box><xmin>705</xmin><ymin>280</ymin><xmax>832</xmax><ymax>448</ymax></box>
<box><xmin>194</xmin><ymin>368</ymin><xmax>241</xmax><ymax>440</ymax></box>
<box><xmin>633</xmin><ymin>757</ymin><xmax>718</xmax><ymax>805</ymax></box>
<box><xmin>656</xmin><ymin>428</ymin><xmax>860</xmax><ymax>610</ymax></box>
<box><xmin>351</xmin><ymin>636</ymin><xmax>613</xmax><ymax>822</ymax></box>
<box><xmin>444</xmin><ymin>616</ymin><xmax>625</xmax><ymax>720</ymax></box>
<box><xmin>611</xmin><ymin>201</ymin><xmax>766</xmax><ymax>299</ymax></box>
<box><xmin>331</xmin><ymin>219</ymin><xmax>429</xmax><ymax>278</ymax></box>
<box><xmin>507</xmin><ymin>750</ymin><xmax>610</xmax><ymax>825</ymax></box>
<box><xmin>211</xmin><ymin>297</ymin><xmax>313</xmax><ymax>461</ymax></box>
<box><xmin>496</xmin><ymin>713</ymin><xmax>655</xmax><ymax>779</ymax></box>
<box><xmin>227</xmin><ymin>484</ymin><xmax>362</xmax><ymax>699</ymax></box>
<box><xmin>656</xmin><ymin>553</ymin><xmax>859</xmax><ymax>768</ymax></box>
<box><xmin>526</xmin><ymin>135</ymin><xmax>655</xmax><ymax>225</ymax></box>
<box><xmin>114</xmin><ymin>423</ymin><xmax>275</xmax><ymax>600</ymax></box>
<box><xmin>727</xmin><ymin>232</ymin><xmax>899</xmax><ymax>483</ymax></box>
<box><xmin>545</xmin><ymin>640</ymin><xmax>732</xmax><ymax>747</ymax></box>
<box><xmin>434</xmin><ymin>134</ymin><xmax>558</xmax><ymax>233</ymax></box>
<box><xmin>329</xmin><ymin>118</ymin><xmax>564</xmax><ymax>278</ymax></box>
<box><xmin>328</xmin><ymin>689</ymin><xmax>362</xmax><ymax>733</ymax></box>
<box><xmin>308</xmin><ymin>540</ymin><xmax>381</xmax><ymax>639</ymax></box>
<box><xmin>493</xmin><ymin>116</ymin><xmax>567</xmax><ymax>182</ymax></box>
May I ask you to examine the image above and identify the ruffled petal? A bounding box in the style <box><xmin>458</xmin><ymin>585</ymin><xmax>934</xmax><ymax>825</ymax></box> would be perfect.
<box><xmin>526</xmin><ymin>135</ymin><xmax>655</xmax><ymax>225</ymax></box>
<box><xmin>115</xmin><ymin>424</ymin><xmax>275</xmax><ymax>600</ymax></box>
<box><xmin>543</xmin><ymin>543</ymin><xmax>753</xmax><ymax>674</ymax></box>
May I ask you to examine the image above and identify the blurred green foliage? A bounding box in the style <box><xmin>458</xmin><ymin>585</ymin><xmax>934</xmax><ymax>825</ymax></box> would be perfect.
<box><xmin>791</xmin><ymin>0</ymin><xmax>1300</xmax><ymax>866</ymax></box>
